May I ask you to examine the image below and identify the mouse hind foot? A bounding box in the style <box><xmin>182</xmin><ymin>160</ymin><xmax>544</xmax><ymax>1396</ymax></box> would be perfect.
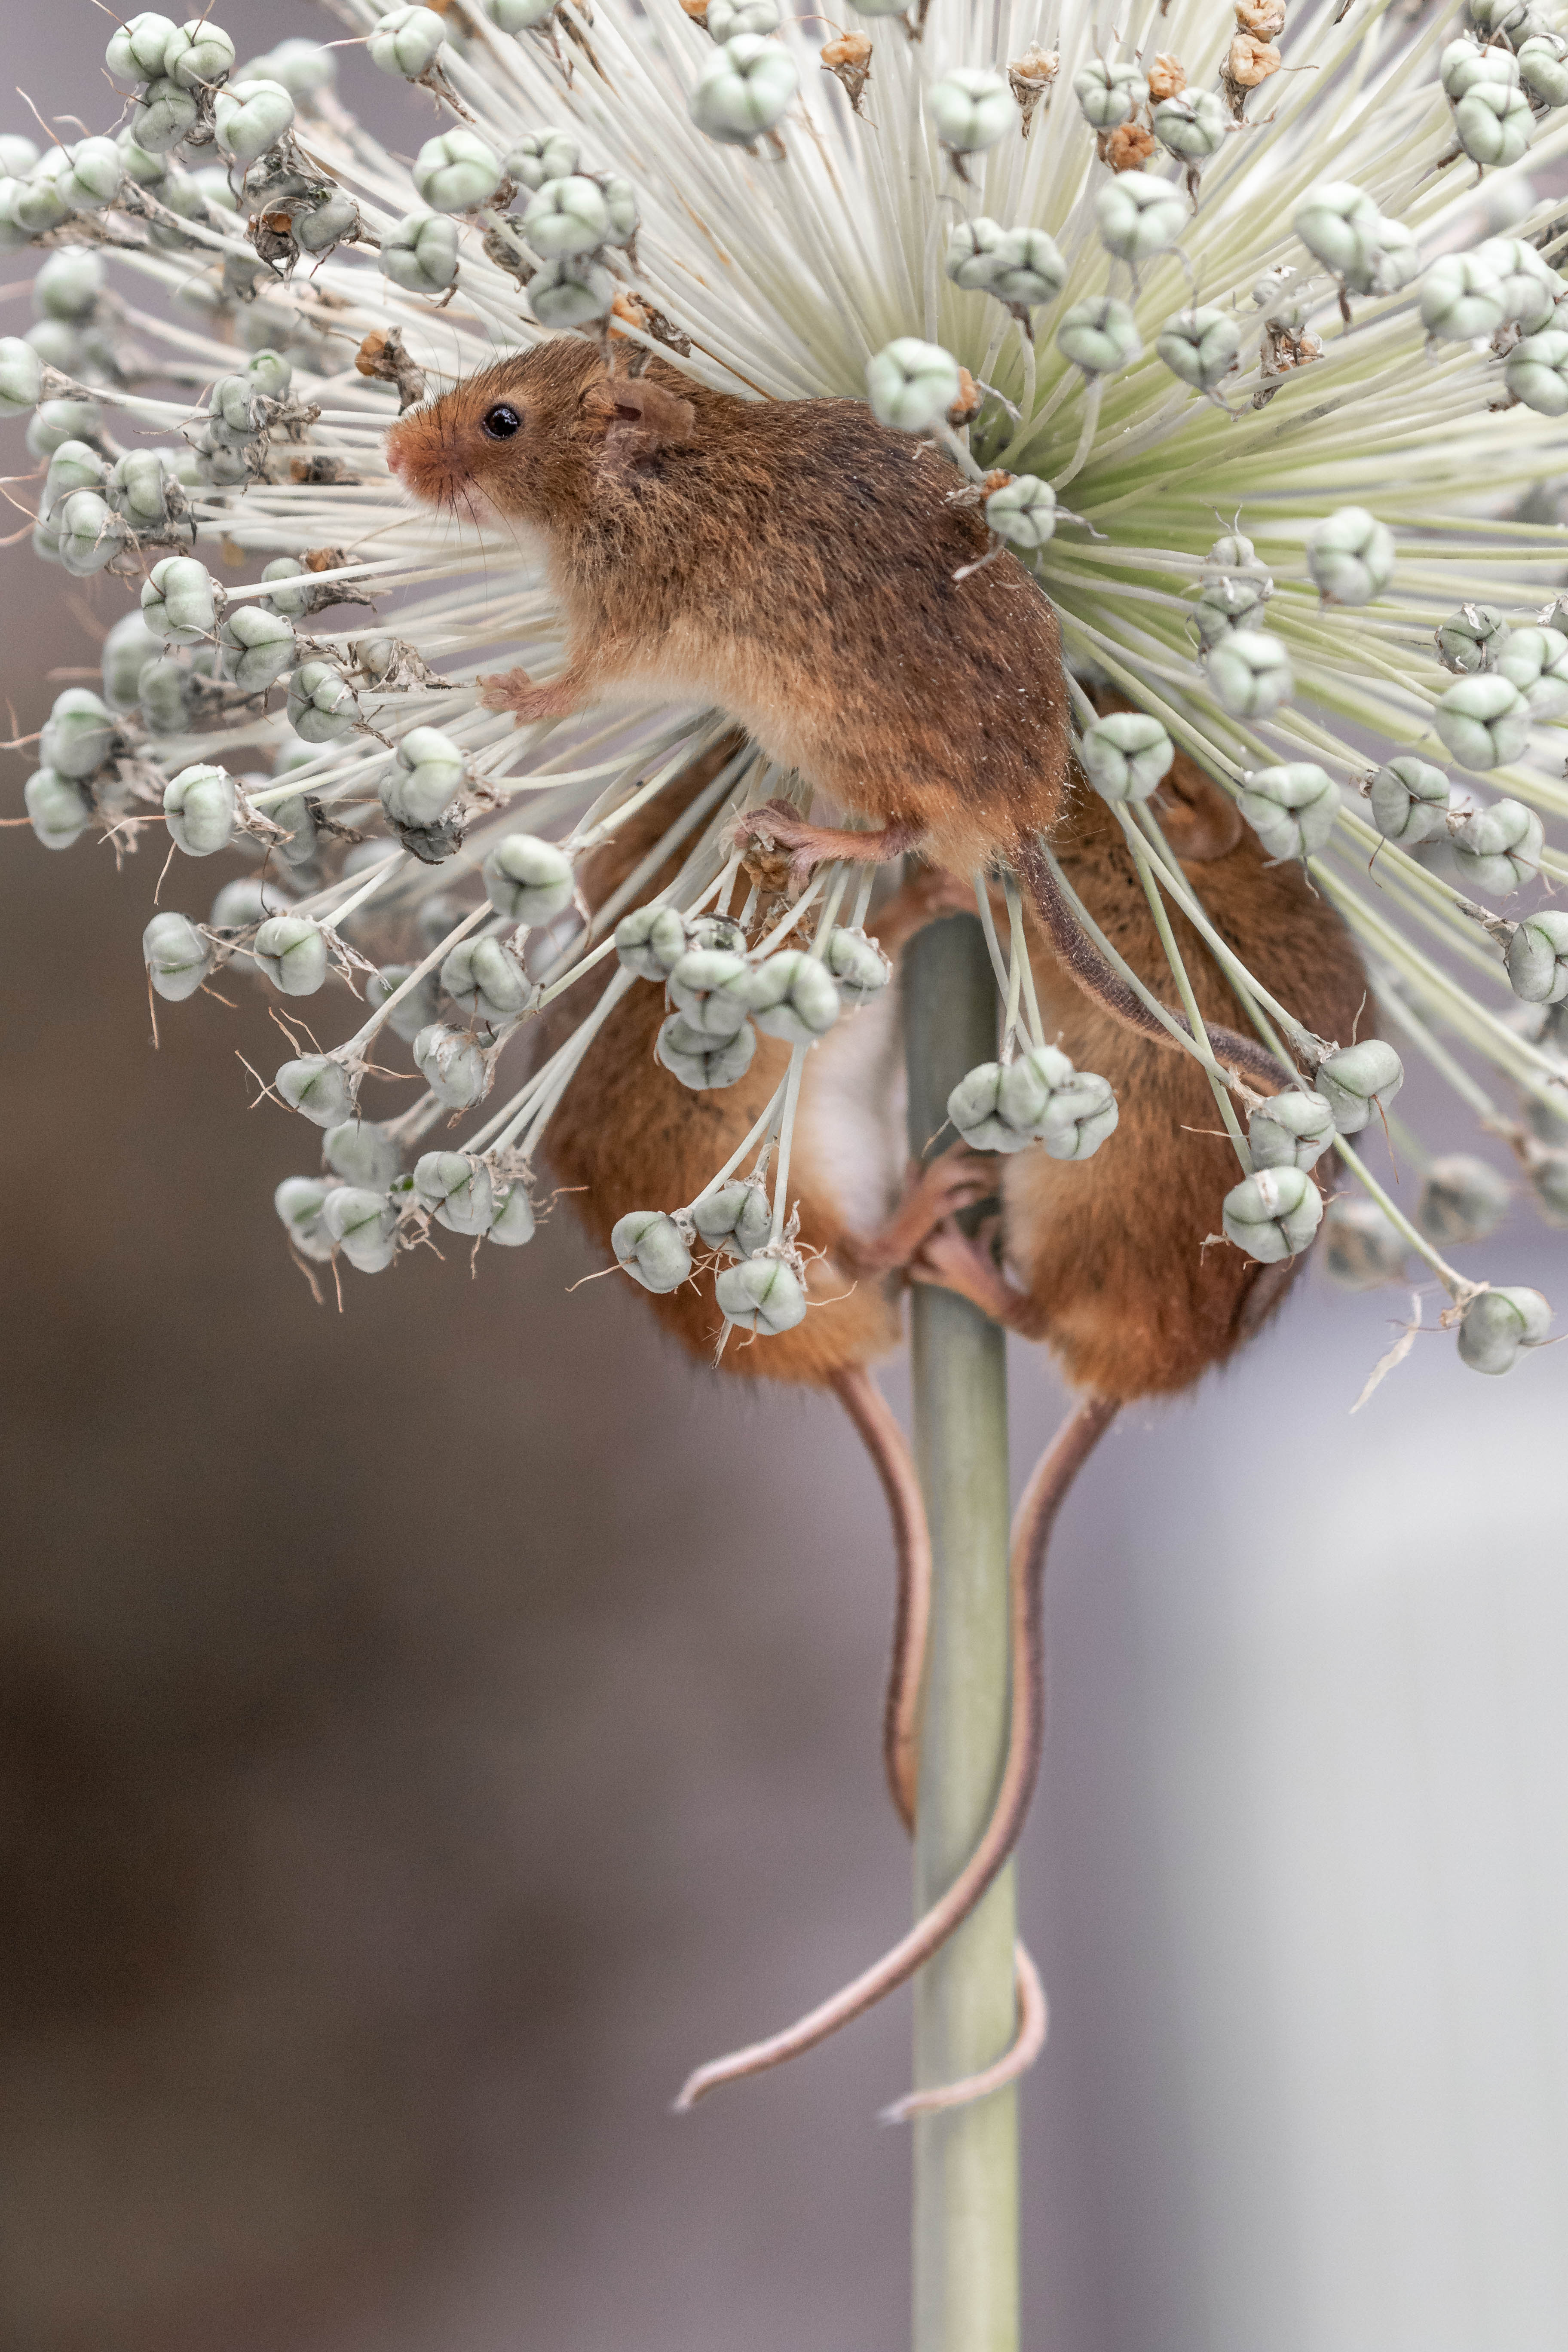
<box><xmin>736</xmin><ymin>799</ymin><xmax>923</xmax><ymax>885</ymax></box>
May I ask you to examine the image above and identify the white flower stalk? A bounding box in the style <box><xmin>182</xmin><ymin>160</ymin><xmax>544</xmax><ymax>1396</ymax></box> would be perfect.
<box><xmin>4</xmin><ymin>0</ymin><xmax>1566</xmax><ymax>1378</ymax></box>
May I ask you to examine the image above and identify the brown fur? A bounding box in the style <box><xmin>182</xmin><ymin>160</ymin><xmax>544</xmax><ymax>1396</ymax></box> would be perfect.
<box><xmin>538</xmin><ymin>732</ymin><xmax>1366</xmax><ymax>1405</ymax></box>
<box><xmin>386</xmin><ymin>338</ymin><xmax>1071</xmax><ymax>881</ymax></box>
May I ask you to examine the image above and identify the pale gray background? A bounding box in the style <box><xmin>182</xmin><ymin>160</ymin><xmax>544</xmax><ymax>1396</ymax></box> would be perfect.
<box><xmin>3</xmin><ymin>9</ymin><xmax>1568</xmax><ymax>2348</ymax></box>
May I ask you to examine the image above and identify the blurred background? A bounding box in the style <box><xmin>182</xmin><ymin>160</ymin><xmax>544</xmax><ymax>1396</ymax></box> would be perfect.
<box><xmin>5</xmin><ymin>11</ymin><xmax>1568</xmax><ymax>2349</ymax></box>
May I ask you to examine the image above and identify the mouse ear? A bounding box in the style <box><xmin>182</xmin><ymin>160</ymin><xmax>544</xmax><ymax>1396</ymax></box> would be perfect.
<box><xmin>582</xmin><ymin>375</ymin><xmax>696</xmax><ymax>458</ymax></box>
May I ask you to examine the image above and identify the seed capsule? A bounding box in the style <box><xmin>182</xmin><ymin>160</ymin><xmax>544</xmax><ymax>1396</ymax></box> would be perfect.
<box><xmin>716</xmin><ymin>1254</ymin><xmax>808</xmax><ymax>1334</ymax></box>
<box><xmin>1449</xmin><ymin>798</ymin><xmax>1544</xmax><ymax>894</ymax></box>
<box><xmin>143</xmin><ymin>910</ymin><xmax>212</xmax><ymax>1000</ymax></box>
<box><xmin>616</xmin><ymin>903</ymin><xmax>689</xmax><ymax>980</ymax></box>
<box><xmin>930</xmin><ymin>68</ymin><xmax>1014</xmax><ymax>155</ymax></box>
<box><xmin>40</xmin><ymin>687</ymin><xmax>115</xmax><ymax>781</ymax></box>
<box><xmin>440</xmin><ymin>935</ymin><xmax>530</xmax><ymax>1028</ymax></box>
<box><xmin>743</xmin><ymin>950</ymin><xmax>842</xmax><ymax>1044</ymax></box>
<box><xmin>413</xmin><ymin>127</ymin><xmax>502</xmax><ymax>211</ymax></box>
<box><xmin>483</xmin><ymin>834</ymin><xmax>575</xmax><ymax>926</ymax></box>
<box><xmin>866</xmin><ymin>338</ymin><xmax>963</xmax><ymax>433</ymax></box>
<box><xmin>369</xmin><ymin>5</ymin><xmax>447</xmax><ymax>77</ymax></box>
<box><xmin>1079</xmin><ymin>710</ymin><xmax>1174</xmax><ymax>802</ymax></box>
<box><xmin>821</xmin><ymin>926</ymin><xmax>892</xmax><ymax>1005</ymax></box>
<box><xmin>656</xmin><ymin>1013</ymin><xmax>758</xmax><ymax>1090</ymax></box>
<box><xmin>323</xmin><ymin>1186</ymin><xmax>399</xmax><ymax>1273</ymax></box>
<box><xmin>255</xmin><ymin>914</ymin><xmax>329</xmax><ymax>995</ymax></box>
<box><xmin>413</xmin><ymin>1023</ymin><xmax>490</xmax><ymax>1109</ymax></box>
<box><xmin>1307</xmin><ymin>507</ymin><xmax>1395</xmax><ymax>605</ymax></box>
<box><xmin>1247</xmin><ymin>1087</ymin><xmax>1336</xmax><ymax>1171</ymax></box>
<box><xmin>142</xmin><ymin>555</ymin><xmax>217</xmax><ymax>645</ymax></box>
<box><xmin>164</xmin><ymin>763</ymin><xmax>237</xmax><ymax>857</ymax></box>
<box><xmin>1417</xmin><ymin>1154</ymin><xmax>1510</xmax><ymax>1245</ymax></box>
<box><xmin>25</xmin><ymin>768</ymin><xmax>93</xmax><ymax>850</ymax></box>
<box><xmin>381</xmin><ymin>212</ymin><xmax>460</xmax><ymax>294</ymax></box>
<box><xmin>693</xmin><ymin>1177</ymin><xmax>773</xmax><ymax>1259</ymax></box>
<box><xmin>1321</xmin><ymin>1194</ymin><xmax>1406</xmax><ymax>1287</ymax></box>
<box><xmin>1367</xmin><ymin>756</ymin><xmax>1450</xmax><ymax>845</ymax></box>
<box><xmin>689</xmin><ymin>35</ymin><xmax>799</xmax><ymax>144</ymax></box>
<box><xmin>1095</xmin><ymin>170</ymin><xmax>1187</xmax><ymax>263</ymax></box>
<box><xmin>213</xmin><ymin>79</ymin><xmax>297</xmax><ymax>165</ymax></box>
<box><xmin>1457</xmin><ymin>1284</ymin><xmax>1552</xmax><ymax>1373</ymax></box>
<box><xmin>1506</xmin><ymin>909</ymin><xmax>1568</xmax><ymax>1003</ymax></box>
<box><xmin>487</xmin><ymin>1182</ymin><xmax>537</xmax><ymax>1245</ymax></box>
<box><xmin>325</xmin><ymin>1120</ymin><xmax>401</xmax><ymax>1190</ymax></box>
<box><xmin>287</xmin><ymin>659</ymin><xmax>358</xmax><ymax>744</ymax></box>
<box><xmin>612</xmin><ymin>1209</ymin><xmax>693</xmax><ymax>1292</ymax></box>
<box><xmin>274</xmin><ymin>1175</ymin><xmax>335</xmax><ymax>1262</ymax></box>
<box><xmin>1314</xmin><ymin>1039</ymin><xmax>1404</xmax><ymax>1132</ymax></box>
<box><xmin>1222</xmin><ymin>1164</ymin><xmax>1324</xmax><ymax>1261</ymax></box>
<box><xmin>1237</xmin><ymin>762</ymin><xmax>1338</xmax><ymax>859</ymax></box>
<box><xmin>413</xmin><ymin>1149</ymin><xmax>496</xmax><ymax>1234</ymax></box>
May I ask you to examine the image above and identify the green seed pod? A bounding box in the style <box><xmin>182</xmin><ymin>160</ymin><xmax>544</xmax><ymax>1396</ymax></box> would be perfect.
<box><xmin>707</xmin><ymin>0</ymin><xmax>781</xmax><ymax>33</ymax></box>
<box><xmin>1367</xmin><ymin>755</ymin><xmax>1450</xmax><ymax>844</ymax></box>
<box><xmin>287</xmin><ymin>659</ymin><xmax>358</xmax><ymax>744</ymax></box>
<box><xmin>55</xmin><ymin>135</ymin><xmax>120</xmax><ymax>217</ymax></box>
<box><xmin>1237</xmin><ymin>761</ymin><xmax>1338</xmax><ymax>859</ymax></box>
<box><xmin>1321</xmin><ymin>1194</ymin><xmax>1406</xmax><ymax>1287</ymax></box>
<box><xmin>669</xmin><ymin>947</ymin><xmax>754</xmax><ymax>1038</ymax></box>
<box><xmin>1457</xmin><ymin>1283</ymin><xmax>1552</xmax><ymax>1372</ymax></box>
<box><xmin>132</xmin><ymin>75</ymin><xmax>199</xmax><ymax>153</ymax></box>
<box><xmin>1420</xmin><ymin>251</ymin><xmax>1507</xmax><ymax>341</ymax></box>
<box><xmin>1008</xmin><ymin>1047</ymin><xmax>1118</xmax><ymax>1158</ymax></box>
<box><xmin>254</xmin><ymin>913</ymin><xmax>329</xmax><ymax>995</ymax></box>
<box><xmin>274</xmin><ymin>1175</ymin><xmax>335</xmax><ymax>1261</ymax></box>
<box><xmin>1152</xmin><ymin>88</ymin><xmax>1227</xmax><ymax>164</ymax></box>
<box><xmin>40</xmin><ymin>687</ymin><xmax>115</xmax><ymax>780</ymax></box>
<box><xmin>210</xmin><ymin>873</ymin><xmax>291</xmax><ymax>930</ymax></box>
<box><xmin>0</xmin><ymin>335</ymin><xmax>43</xmax><ymax>418</ymax></box>
<box><xmin>367</xmin><ymin>963</ymin><xmax>441</xmax><ymax>1043</ymax></box>
<box><xmin>692</xmin><ymin>1176</ymin><xmax>773</xmax><ymax>1259</ymax></box>
<box><xmin>930</xmin><ymin>67</ymin><xmax>1014</xmax><ymax>154</ymax></box>
<box><xmin>505</xmin><ymin>129</ymin><xmax>579</xmax><ymax>190</ymax></box>
<box><xmin>866</xmin><ymin>338</ymin><xmax>963</xmax><ymax>432</ymax></box>
<box><xmin>1468</xmin><ymin>0</ymin><xmax>1534</xmax><ymax>40</ymax></box>
<box><xmin>260</xmin><ymin>555</ymin><xmax>325</xmax><ymax>621</ymax></box>
<box><xmin>1222</xmin><ymin>1164</ymin><xmax>1324</xmax><ymax>1262</ymax></box>
<box><xmin>1079</xmin><ymin>710</ymin><xmax>1174</xmax><ymax>802</ymax></box>
<box><xmin>216</xmin><ymin>606</ymin><xmax>296</xmax><ymax>695</ymax></box>
<box><xmin>142</xmin><ymin>555</ymin><xmax>217</xmax><ymax>645</ymax></box>
<box><xmin>1498</xmin><ymin>624</ymin><xmax>1568</xmax><ymax>716</ymax></box>
<box><xmin>1072</xmin><ymin>57</ymin><xmax>1148</xmax><ymax>129</ymax></box>
<box><xmin>483</xmin><ymin>833</ymin><xmax>575</xmax><ymax>925</ymax></box>
<box><xmin>105</xmin><ymin>448</ymin><xmax>175</xmax><ymax>530</ymax></box>
<box><xmin>1314</xmin><ymin>1038</ymin><xmax>1404</xmax><ymax>1132</ymax></box>
<box><xmin>323</xmin><ymin>1120</ymin><xmax>400</xmax><ymax>1189</ymax></box>
<box><xmin>276</xmin><ymin>1055</ymin><xmax>356</xmax><ymax>1125</ymax></box>
<box><xmin>968</xmin><ymin>476</ymin><xmax>1050</xmax><ymax>556</ymax></box>
<box><xmin>412</xmin><ymin>126</ymin><xmax>502</xmax><ymax>210</ymax></box>
<box><xmin>55</xmin><ymin>490</ymin><xmax>127</xmax><ymax>579</ymax></box>
<box><xmin>1057</xmin><ymin>296</ymin><xmax>1142</xmax><ymax>377</ymax></box>
<box><xmin>1096</xmin><ymin>170</ymin><xmax>1187</xmax><ymax>264</ymax></box>
<box><xmin>164</xmin><ymin>762</ymin><xmax>236</xmax><ymax>856</ymax></box>
<box><xmin>1505</xmin><ymin>328</ymin><xmax>1568</xmax><ymax>417</ymax></box>
<box><xmin>27</xmin><ymin>398</ymin><xmax>103</xmax><ymax>456</ymax></box>
<box><xmin>213</xmin><ymin>78</ymin><xmax>295</xmax><ymax>164</ymax></box>
<box><xmin>143</xmin><ymin>909</ymin><xmax>212</xmax><ymax>1000</ymax></box>
<box><xmin>1454</xmin><ymin>81</ymin><xmax>1532</xmax><ymax>168</ymax></box>
<box><xmin>1418</xmin><ymin>1153</ymin><xmax>1510</xmax><ymax>1245</ymax></box>
<box><xmin>814</xmin><ymin>925</ymin><xmax>890</xmax><ymax>1007</ymax></box>
<box><xmin>744</xmin><ymin>948</ymin><xmax>842</xmax><ymax>1044</ymax></box>
<box><xmin>380</xmin><ymin>211</ymin><xmax>460</xmax><ymax>294</ymax></box>
<box><xmin>11</xmin><ymin>153</ymin><xmax>74</xmax><ymax>239</ymax></box>
<box><xmin>101</xmin><ymin>612</ymin><xmax>161</xmax><ymax>714</ymax></box>
<box><xmin>656</xmin><ymin>1012</ymin><xmax>757</xmax><ymax>1090</ymax></box>
<box><xmin>1436</xmin><ymin>602</ymin><xmax>1509</xmax><ymax>673</ymax></box>
<box><xmin>0</xmin><ymin>136</ymin><xmax>38</xmax><ymax>176</ymax></box>
<box><xmin>293</xmin><ymin>187</ymin><xmax>361</xmax><ymax>255</ymax></box>
<box><xmin>1450</xmin><ymin>797</ymin><xmax>1544</xmax><ymax>893</ymax></box>
<box><xmin>1475</xmin><ymin>235</ymin><xmax>1561</xmax><ymax>332</ymax></box>
<box><xmin>1248</xmin><ymin>1087</ymin><xmax>1336</xmax><ymax>1171</ymax></box>
<box><xmin>27</xmin><ymin>318</ymin><xmax>84</xmax><ymax>375</ymax></box>
<box><xmin>369</xmin><ymin>4</ymin><xmax>447</xmax><ymax>77</ymax></box>
<box><xmin>1189</xmin><ymin>574</ymin><xmax>1271</xmax><ymax>646</ymax></box>
<box><xmin>948</xmin><ymin>1061</ymin><xmax>1029</xmax><ymax>1152</ymax></box>
<box><xmin>1434</xmin><ymin>673</ymin><xmax>1531</xmax><ymax>769</ymax></box>
<box><xmin>690</xmin><ymin>35</ymin><xmax>801</xmax><ymax>143</ymax></box>
<box><xmin>107</xmin><ymin>11</ymin><xmax>179</xmax><ymax>79</ymax></box>
<box><xmin>1440</xmin><ymin>37</ymin><xmax>1518</xmax><ymax>98</ymax></box>
<box><xmin>323</xmin><ymin>1185</ymin><xmax>399</xmax><ymax>1273</ymax></box>
<box><xmin>33</xmin><ymin>248</ymin><xmax>104</xmax><ymax>324</ymax></box>
<box><xmin>598</xmin><ymin>175</ymin><xmax>640</xmax><ymax>250</ymax></box>
<box><xmin>1517</xmin><ymin>30</ymin><xmax>1568</xmax><ymax>105</ymax></box>
<box><xmin>612</xmin><ymin>1208</ymin><xmax>693</xmax><ymax>1292</ymax></box>
<box><xmin>413</xmin><ymin>1022</ymin><xmax>489</xmax><ymax>1109</ymax></box>
<box><xmin>137</xmin><ymin>653</ymin><xmax>197</xmax><ymax>734</ymax></box>
<box><xmin>1506</xmin><ymin>908</ymin><xmax>1568</xmax><ymax>1002</ymax></box>
<box><xmin>489</xmin><ymin>0</ymin><xmax>559</xmax><ymax>27</ymax></box>
<box><xmin>162</xmin><ymin>18</ymin><xmax>236</xmax><ymax>88</ymax></box>
<box><xmin>1157</xmin><ymin>306</ymin><xmax>1240</xmax><ymax>392</ymax></box>
<box><xmin>1307</xmin><ymin>506</ymin><xmax>1395</xmax><ymax>605</ymax></box>
<box><xmin>716</xmin><ymin>1253</ymin><xmax>808</xmax><ymax>1334</ymax></box>
<box><xmin>524</xmin><ymin>174</ymin><xmax>611</xmax><ymax>257</ymax></box>
<box><xmin>413</xmin><ymin>1149</ymin><xmax>496</xmax><ymax>1234</ymax></box>
<box><xmin>24</xmin><ymin>767</ymin><xmax>93</xmax><ymax>850</ymax></box>
<box><xmin>528</xmin><ymin>256</ymin><xmax>616</xmax><ymax>329</ymax></box>
<box><xmin>382</xmin><ymin>726</ymin><xmax>464</xmax><ymax>829</ymax></box>
<box><xmin>615</xmin><ymin>903</ymin><xmax>689</xmax><ymax>980</ymax></box>
<box><xmin>1294</xmin><ymin>181</ymin><xmax>1381</xmax><ymax>279</ymax></box>
<box><xmin>1209</xmin><ymin>628</ymin><xmax>1293</xmax><ymax>719</ymax></box>
<box><xmin>441</xmin><ymin>935</ymin><xmax>530</xmax><ymax>1028</ymax></box>
<box><xmin>487</xmin><ymin>1182</ymin><xmax>537</xmax><ymax>1245</ymax></box>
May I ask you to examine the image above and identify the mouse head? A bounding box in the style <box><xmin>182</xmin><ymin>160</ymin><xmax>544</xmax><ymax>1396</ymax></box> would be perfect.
<box><xmin>385</xmin><ymin>337</ymin><xmax>698</xmax><ymax>536</ymax></box>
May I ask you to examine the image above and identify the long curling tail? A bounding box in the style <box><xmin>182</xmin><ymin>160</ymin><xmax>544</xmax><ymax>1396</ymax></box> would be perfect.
<box><xmin>1012</xmin><ymin>834</ymin><xmax>1291</xmax><ymax>1096</ymax></box>
<box><xmin>672</xmin><ymin>1392</ymin><xmax>1118</xmax><ymax>2114</ymax></box>
<box><xmin>828</xmin><ymin>1365</ymin><xmax>930</xmax><ymax>1833</ymax></box>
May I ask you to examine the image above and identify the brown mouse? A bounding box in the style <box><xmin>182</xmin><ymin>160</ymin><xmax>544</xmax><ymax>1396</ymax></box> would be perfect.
<box><xmin>385</xmin><ymin>339</ymin><xmax>1282</xmax><ymax>1095</ymax></box>
<box><xmin>527</xmin><ymin>714</ymin><xmax>1365</xmax><ymax>2115</ymax></box>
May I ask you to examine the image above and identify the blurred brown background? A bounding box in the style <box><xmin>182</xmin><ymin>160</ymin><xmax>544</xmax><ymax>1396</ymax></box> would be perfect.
<box><xmin>5</xmin><ymin>12</ymin><xmax>1568</xmax><ymax>2350</ymax></box>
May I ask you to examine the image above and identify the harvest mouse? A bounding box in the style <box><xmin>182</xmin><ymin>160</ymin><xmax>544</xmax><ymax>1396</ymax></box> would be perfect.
<box><xmin>386</xmin><ymin>338</ymin><xmax>1283</xmax><ymax>1093</ymax></box>
<box><xmin>530</xmin><ymin>717</ymin><xmax>1366</xmax><ymax>2115</ymax></box>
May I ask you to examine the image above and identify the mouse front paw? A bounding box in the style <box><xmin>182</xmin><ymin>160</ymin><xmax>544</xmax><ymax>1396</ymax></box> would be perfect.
<box><xmin>478</xmin><ymin>667</ymin><xmax>580</xmax><ymax>726</ymax></box>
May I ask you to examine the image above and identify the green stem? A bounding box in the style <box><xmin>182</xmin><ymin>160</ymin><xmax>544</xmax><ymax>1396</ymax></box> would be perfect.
<box><xmin>903</xmin><ymin>915</ymin><xmax>1020</xmax><ymax>2352</ymax></box>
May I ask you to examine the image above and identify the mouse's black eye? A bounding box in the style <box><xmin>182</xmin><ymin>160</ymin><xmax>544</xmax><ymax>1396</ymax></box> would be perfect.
<box><xmin>482</xmin><ymin>403</ymin><xmax>523</xmax><ymax>441</ymax></box>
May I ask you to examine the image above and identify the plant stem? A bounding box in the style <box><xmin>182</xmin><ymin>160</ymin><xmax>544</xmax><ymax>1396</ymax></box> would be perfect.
<box><xmin>902</xmin><ymin>914</ymin><xmax>1020</xmax><ymax>2352</ymax></box>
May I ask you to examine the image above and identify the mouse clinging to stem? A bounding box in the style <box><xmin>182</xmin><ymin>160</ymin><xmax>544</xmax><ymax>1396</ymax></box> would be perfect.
<box><xmin>386</xmin><ymin>336</ymin><xmax>1287</xmax><ymax>1097</ymax></box>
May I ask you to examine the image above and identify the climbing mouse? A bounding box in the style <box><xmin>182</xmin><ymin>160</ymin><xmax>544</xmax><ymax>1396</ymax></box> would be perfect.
<box><xmin>386</xmin><ymin>339</ymin><xmax>1280</xmax><ymax>1091</ymax></box>
<box><xmin>528</xmin><ymin>716</ymin><xmax>1366</xmax><ymax>2114</ymax></box>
